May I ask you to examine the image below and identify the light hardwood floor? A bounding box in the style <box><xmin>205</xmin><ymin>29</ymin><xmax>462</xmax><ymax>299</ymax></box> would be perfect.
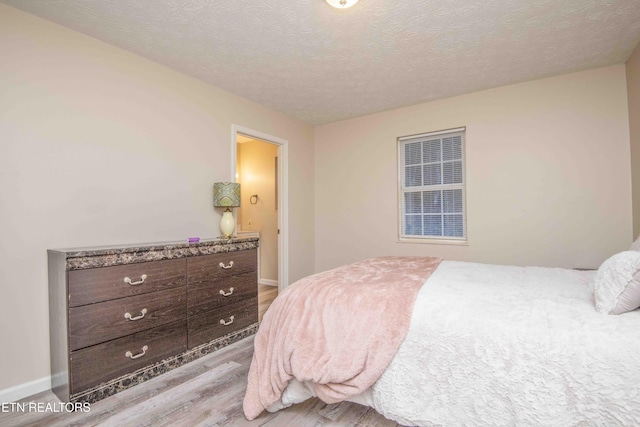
<box><xmin>258</xmin><ymin>284</ymin><xmax>278</xmax><ymax>323</ymax></box>
<box><xmin>0</xmin><ymin>336</ymin><xmax>402</xmax><ymax>427</ymax></box>
<box><xmin>1</xmin><ymin>285</ymin><xmax>404</xmax><ymax>427</ymax></box>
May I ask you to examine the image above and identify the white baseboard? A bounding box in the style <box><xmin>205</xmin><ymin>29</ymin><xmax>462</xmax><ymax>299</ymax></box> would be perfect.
<box><xmin>0</xmin><ymin>376</ymin><xmax>50</xmax><ymax>402</ymax></box>
<box><xmin>259</xmin><ymin>278</ymin><xmax>278</xmax><ymax>287</ymax></box>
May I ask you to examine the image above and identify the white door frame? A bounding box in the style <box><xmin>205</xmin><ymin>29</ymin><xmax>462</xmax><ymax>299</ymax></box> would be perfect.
<box><xmin>231</xmin><ymin>124</ymin><xmax>289</xmax><ymax>291</ymax></box>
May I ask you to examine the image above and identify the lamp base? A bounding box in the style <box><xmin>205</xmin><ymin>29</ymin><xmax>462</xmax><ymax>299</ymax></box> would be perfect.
<box><xmin>220</xmin><ymin>209</ymin><xmax>235</xmax><ymax>239</ymax></box>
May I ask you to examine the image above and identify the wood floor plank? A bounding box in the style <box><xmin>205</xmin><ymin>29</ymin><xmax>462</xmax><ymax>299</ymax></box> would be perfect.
<box><xmin>0</xmin><ymin>335</ymin><xmax>403</xmax><ymax>427</ymax></box>
<box><xmin>258</xmin><ymin>284</ymin><xmax>278</xmax><ymax>323</ymax></box>
<box><xmin>95</xmin><ymin>361</ymin><xmax>242</xmax><ymax>427</ymax></box>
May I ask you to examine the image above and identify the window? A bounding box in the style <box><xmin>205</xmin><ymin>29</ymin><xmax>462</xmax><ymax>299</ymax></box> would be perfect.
<box><xmin>398</xmin><ymin>127</ymin><xmax>466</xmax><ymax>241</ymax></box>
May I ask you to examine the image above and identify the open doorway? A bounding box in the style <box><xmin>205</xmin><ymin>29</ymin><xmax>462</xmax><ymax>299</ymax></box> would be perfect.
<box><xmin>231</xmin><ymin>125</ymin><xmax>289</xmax><ymax>320</ymax></box>
<box><xmin>236</xmin><ymin>135</ymin><xmax>278</xmax><ymax>286</ymax></box>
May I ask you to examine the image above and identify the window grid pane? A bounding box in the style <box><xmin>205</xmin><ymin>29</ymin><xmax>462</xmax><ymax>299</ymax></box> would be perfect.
<box><xmin>443</xmin><ymin>189</ymin><xmax>463</xmax><ymax>213</ymax></box>
<box><xmin>442</xmin><ymin>136</ymin><xmax>462</xmax><ymax>161</ymax></box>
<box><xmin>423</xmin><ymin>215</ymin><xmax>442</xmax><ymax>237</ymax></box>
<box><xmin>405</xmin><ymin>142</ymin><xmax>422</xmax><ymax>165</ymax></box>
<box><xmin>404</xmin><ymin>192</ymin><xmax>422</xmax><ymax>214</ymax></box>
<box><xmin>443</xmin><ymin>214</ymin><xmax>464</xmax><ymax>237</ymax></box>
<box><xmin>405</xmin><ymin>215</ymin><xmax>422</xmax><ymax>235</ymax></box>
<box><xmin>405</xmin><ymin>165</ymin><xmax>422</xmax><ymax>187</ymax></box>
<box><xmin>423</xmin><ymin>164</ymin><xmax>442</xmax><ymax>186</ymax></box>
<box><xmin>423</xmin><ymin>190</ymin><xmax>441</xmax><ymax>214</ymax></box>
<box><xmin>442</xmin><ymin>161</ymin><xmax>462</xmax><ymax>184</ymax></box>
<box><xmin>423</xmin><ymin>139</ymin><xmax>441</xmax><ymax>163</ymax></box>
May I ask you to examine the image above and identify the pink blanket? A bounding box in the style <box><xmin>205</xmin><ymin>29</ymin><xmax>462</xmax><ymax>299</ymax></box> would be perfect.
<box><xmin>243</xmin><ymin>256</ymin><xmax>442</xmax><ymax>420</ymax></box>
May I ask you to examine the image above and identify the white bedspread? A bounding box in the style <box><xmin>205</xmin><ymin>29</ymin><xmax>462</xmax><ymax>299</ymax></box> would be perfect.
<box><xmin>372</xmin><ymin>260</ymin><xmax>640</xmax><ymax>426</ymax></box>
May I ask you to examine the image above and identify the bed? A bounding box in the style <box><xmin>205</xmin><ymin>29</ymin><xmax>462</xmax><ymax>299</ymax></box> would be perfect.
<box><xmin>243</xmin><ymin>253</ymin><xmax>640</xmax><ymax>426</ymax></box>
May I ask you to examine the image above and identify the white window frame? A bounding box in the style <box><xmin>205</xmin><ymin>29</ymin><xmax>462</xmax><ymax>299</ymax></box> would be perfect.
<box><xmin>397</xmin><ymin>127</ymin><xmax>467</xmax><ymax>244</ymax></box>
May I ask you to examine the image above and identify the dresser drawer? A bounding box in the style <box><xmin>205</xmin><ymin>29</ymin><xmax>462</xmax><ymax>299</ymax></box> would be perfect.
<box><xmin>70</xmin><ymin>320</ymin><xmax>187</xmax><ymax>394</ymax></box>
<box><xmin>187</xmin><ymin>249</ymin><xmax>257</xmax><ymax>284</ymax></box>
<box><xmin>187</xmin><ymin>297</ymin><xmax>258</xmax><ymax>349</ymax></box>
<box><xmin>68</xmin><ymin>259</ymin><xmax>186</xmax><ymax>307</ymax></box>
<box><xmin>69</xmin><ymin>287</ymin><xmax>186</xmax><ymax>351</ymax></box>
<box><xmin>187</xmin><ymin>271</ymin><xmax>257</xmax><ymax>317</ymax></box>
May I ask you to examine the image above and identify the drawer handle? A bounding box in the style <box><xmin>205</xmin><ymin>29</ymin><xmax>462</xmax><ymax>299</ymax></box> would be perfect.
<box><xmin>219</xmin><ymin>261</ymin><xmax>234</xmax><ymax>269</ymax></box>
<box><xmin>125</xmin><ymin>345</ymin><xmax>148</xmax><ymax>360</ymax></box>
<box><xmin>219</xmin><ymin>287</ymin><xmax>234</xmax><ymax>297</ymax></box>
<box><xmin>124</xmin><ymin>308</ymin><xmax>148</xmax><ymax>321</ymax></box>
<box><xmin>219</xmin><ymin>315</ymin><xmax>235</xmax><ymax>326</ymax></box>
<box><xmin>124</xmin><ymin>274</ymin><xmax>147</xmax><ymax>286</ymax></box>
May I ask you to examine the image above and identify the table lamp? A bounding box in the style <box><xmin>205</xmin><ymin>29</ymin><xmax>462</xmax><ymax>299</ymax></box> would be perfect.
<box><xmin>213</xmin><ymin>182</ymin><xmax>241</xmax><ymax>238</ymax></box>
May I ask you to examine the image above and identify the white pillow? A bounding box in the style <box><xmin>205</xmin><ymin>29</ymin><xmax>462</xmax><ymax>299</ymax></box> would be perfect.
<box><xmin>630</xmin><ymin>235</ymin><xmax>640</xmax><ymax>251</ymax></box>
<box><xmin>593</xmin><ymin>251</ymin><xmax>640</xmax><ymax>315</ymax></box>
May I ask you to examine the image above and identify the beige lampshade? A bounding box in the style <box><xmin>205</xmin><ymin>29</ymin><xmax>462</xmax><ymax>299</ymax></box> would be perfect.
<box><xmin>213</xmin><ymin>182</ymin><xmax>241</xmax><ymax>208</ymax></box>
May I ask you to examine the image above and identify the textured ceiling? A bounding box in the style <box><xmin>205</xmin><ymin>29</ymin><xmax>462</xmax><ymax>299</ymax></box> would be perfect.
<box><xmin>3</xmin><ymin>0</ymin><xmax>640</xmax><ymax>125</ymax></box>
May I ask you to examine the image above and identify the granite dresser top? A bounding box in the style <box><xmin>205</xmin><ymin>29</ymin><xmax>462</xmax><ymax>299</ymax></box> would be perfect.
<box><xmin>49</xmin><ymin>237</ymin><xmax>259</xmax><ymax>270</ymax></box>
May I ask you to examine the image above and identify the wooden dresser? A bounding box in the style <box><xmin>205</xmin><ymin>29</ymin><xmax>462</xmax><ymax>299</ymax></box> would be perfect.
<box><xmin>48</xmin><ymin>238</ymin><xmax>259</xmax><ymax>403</ymax></box>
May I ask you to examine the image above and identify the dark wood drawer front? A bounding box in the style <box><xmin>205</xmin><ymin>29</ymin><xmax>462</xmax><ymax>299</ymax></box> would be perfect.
<box><xmin>70</xmin><ymin>320</ymin><xmax>187</xmax><ymax>394</ymax></box>
<box><xmin>187</xmin><ymin>271</ymin><xmax>257</xmax><ymax>317</ymax></box>
<box><xmin>69</xmin><ymin>259</ymin><xmax>186</xmax><ymax>307</ymax></box>
<box><xmin>187</xmin><ymin>250</ymin><xmax>257</xmax><ymax>284</ymax></box>
<box><xmin>188</xmin><ymin>297</ymin><xmax>258</xmax><ymax>349</ymax></box>
<box><xmin>69</xmin><ymin>287</ymin><xmax>186</xmax><ymax>351</ymax></box>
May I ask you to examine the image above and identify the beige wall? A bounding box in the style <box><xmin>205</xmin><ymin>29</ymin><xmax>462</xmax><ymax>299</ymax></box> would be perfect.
<box><xmin>627</xmin><ymin>42</ymin><xmax>640</xmax><ymax>239</ymax></box>
<box><xmin>237</xmin><ymin>140</ymin><xmax>279</xmax><ymax>282</ymax></box>
<box><xmin>0</xmin><ymin>4</ymin><xmax>314</xmax><ymax>394</ymax></box>
<box><xmin>315</xmin><ymin>65</ymin><xmax>632</xmax><ymax>272</ymax></box>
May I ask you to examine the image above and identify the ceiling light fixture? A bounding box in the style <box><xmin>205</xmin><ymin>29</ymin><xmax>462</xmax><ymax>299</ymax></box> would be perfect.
<box><xmin>325</xmin><ymin>0</ymin><xmax>359</xmax><ymax>9</ymax></box>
